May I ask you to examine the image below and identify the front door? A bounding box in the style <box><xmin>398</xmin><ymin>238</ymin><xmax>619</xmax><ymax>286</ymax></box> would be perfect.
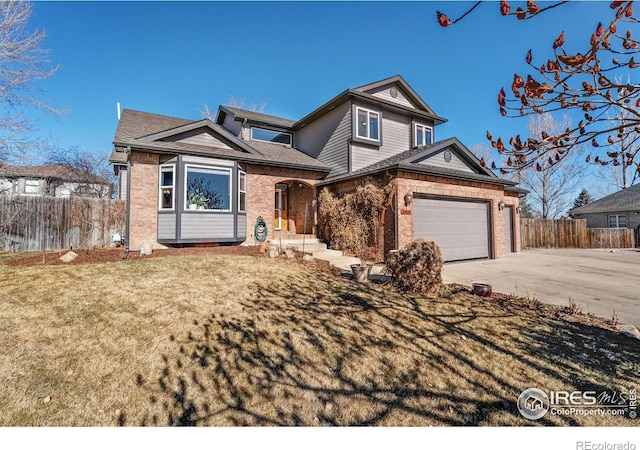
<box><xmin>274</xmin><ymin>188</ymin><xmax>288</xmax><ymax>231</ymax></box>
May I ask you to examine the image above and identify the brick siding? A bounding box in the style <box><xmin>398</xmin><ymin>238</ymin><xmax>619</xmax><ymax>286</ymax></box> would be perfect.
<box><xmin>244</xmin><ymin>164</ymin><xmax>325</xmax><ymax>244</ymax></box>
<box><xmin>127</xmin><ymin>151</ymin><xmax>168</xmax><ymax>250</ymax></box>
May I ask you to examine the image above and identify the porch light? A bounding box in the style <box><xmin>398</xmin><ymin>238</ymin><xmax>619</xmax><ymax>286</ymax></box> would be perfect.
<box><xmin>499</xmin><ymin>200</ymin><xmax>506</xmax><ymax>211</ymax></box>
<box><xmin>404</xmin><ymin>193</ymin><xmax>413</xmax><ymax>206</ymax></box>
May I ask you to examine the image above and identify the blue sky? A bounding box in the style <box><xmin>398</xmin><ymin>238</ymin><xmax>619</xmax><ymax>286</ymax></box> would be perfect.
<box><xmin>28</xmin><ymin>1</ymin><xmax>615</xmax><ymax>194</ymax></box>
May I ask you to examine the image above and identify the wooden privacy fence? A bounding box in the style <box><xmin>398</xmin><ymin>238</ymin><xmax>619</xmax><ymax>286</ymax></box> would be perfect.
<box><xmin>520</xmin><ymin>218</ymin><xmax>635</xmax><ymax>249</ymax></box>
<box><xmin>0</xmin><ymin>195</ymin><xmax>126</xmax><ymax>252</ymax></box>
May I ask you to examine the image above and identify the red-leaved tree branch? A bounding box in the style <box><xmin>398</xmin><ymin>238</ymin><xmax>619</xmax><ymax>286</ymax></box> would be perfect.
<box><xmin>438</xmin><ymin>0</ymin><xmax>640</xmax><ymax>178</ymax></box>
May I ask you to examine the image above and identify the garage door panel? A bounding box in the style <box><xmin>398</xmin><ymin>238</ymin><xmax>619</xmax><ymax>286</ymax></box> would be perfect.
<box><xmin>413</xmin><ymin>198</ymin><xmax>490</xmax><ymax>262</ymax></box>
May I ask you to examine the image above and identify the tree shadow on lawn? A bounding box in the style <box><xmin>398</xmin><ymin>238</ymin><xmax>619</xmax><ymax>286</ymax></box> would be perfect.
<box><xmin>122</xmin><ymin>271</ymin><xmax>639</xmax><ymax>426</ymax></box>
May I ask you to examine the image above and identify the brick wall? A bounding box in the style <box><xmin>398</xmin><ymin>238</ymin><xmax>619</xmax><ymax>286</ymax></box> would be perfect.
<box><xmin>127</xmin><ymin>151</ymin><xmax>167</xmax><ymax>250</ymax></box>
<box><xmin>396</xmin><ymin>172</ymin><xmax>521</xmax><ymax>259</ymax></box>
<box><xmin>321</xmin><ymin>172</ymin><xmax>521</xmax><ymax>259</ymax></box>
<box><xmin>244</xmin><ymin>165</ymin><xmax>325</xmax><ymax>243</ymax></box>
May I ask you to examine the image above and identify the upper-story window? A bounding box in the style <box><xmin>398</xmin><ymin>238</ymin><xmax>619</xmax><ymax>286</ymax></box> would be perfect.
<box><xmin>356</xmin><ymin>107</ymin><xmax>380</xmax><ymax>142</ymax></box>
<box><xmin>414</xmin><ymin>123</ymin><xmax>433</xmax><ymax>147</ymax></box>
<box><xmin>250</xmin><ymin>126</ymin><xmax>292</xmax><ymax>146</ymax></box>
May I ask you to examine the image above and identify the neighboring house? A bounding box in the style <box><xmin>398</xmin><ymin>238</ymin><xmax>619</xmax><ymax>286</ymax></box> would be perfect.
<box><xmin>110</xmin><ymin>75</ymin><xmax>522</xmax><ymax>262</ymax></box>
<box><xmin>569</xmin><ymin>183</ymin><xmax>640</xmax><ymax>243</ymax></box>
<box><xmin>0</xmin><ymin>164</ymin><xmax>113</xmax><ymax>198</ymax></box>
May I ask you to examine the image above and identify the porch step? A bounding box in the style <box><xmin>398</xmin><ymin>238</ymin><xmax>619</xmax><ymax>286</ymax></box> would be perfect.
<box><xmin>267</xmin><ymin>238</ymin><xmax>361</xmax><ymax>270</ymax></box>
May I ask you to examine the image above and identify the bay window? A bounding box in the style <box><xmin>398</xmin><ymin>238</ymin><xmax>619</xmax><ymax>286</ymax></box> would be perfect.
<box><xmin>185</xmin><ymin>165</ymin><xmax>231</xmax><ymax>211</ymax></box>
<box><xmin>159</xmin><ymin>165</ymin><xmax>175</xmax><ymax>210</ymax></box>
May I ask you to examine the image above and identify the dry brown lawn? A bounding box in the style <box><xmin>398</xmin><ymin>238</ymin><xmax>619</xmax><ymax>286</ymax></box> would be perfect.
<box><xmin>0</xmin><ymin>251</ymin><xmax>638</xmax><ymax>426</ymax></box>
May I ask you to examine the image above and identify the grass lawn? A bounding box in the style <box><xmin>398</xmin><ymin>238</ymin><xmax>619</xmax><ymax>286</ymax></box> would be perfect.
<box><xmin>0</xmin><ymin>251</ymin><xmax>638</xmax><ymax>426</ymax></box>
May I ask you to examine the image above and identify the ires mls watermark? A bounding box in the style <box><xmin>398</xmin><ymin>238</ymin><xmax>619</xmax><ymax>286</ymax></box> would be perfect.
<box><xmin>517</xmin><ymin>386</ymin><xmax>637</xmax><ymax>420</ymax></box>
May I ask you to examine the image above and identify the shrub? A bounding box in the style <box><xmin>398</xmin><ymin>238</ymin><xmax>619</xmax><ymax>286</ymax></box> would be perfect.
<box><xmin>385</xmin><ymin>239</ymin><xmax>443</xmax><ymax>296</ymax></box>
<box><xmin>317</xmin><ymin>179</ymin><xmax>396</xmax><ymax>260</ymax></box>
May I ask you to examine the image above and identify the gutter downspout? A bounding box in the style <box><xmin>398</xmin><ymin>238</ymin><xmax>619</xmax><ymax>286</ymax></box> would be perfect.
<box><xmin>122</xmin><ymin>146</ymin><xmax>132</xmax><ymax>260</ymax></box>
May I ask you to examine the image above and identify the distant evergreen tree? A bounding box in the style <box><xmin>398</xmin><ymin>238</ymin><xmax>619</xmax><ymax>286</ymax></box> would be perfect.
<box><xmin>572</xmin><ymin>188</ymin><xmax>595</xmax><ymax>210</ymax></box>
<box><xmin>519</xmin><ymin>196</ymin><xmax>535</xmax><ymax>219</ymax></box>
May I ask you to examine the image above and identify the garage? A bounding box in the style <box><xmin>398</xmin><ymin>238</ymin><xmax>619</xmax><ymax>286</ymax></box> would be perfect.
<box><xmin>413</xmin><ymin>197</ymin><xmax>490</xmax><ymax>262</ymax></box>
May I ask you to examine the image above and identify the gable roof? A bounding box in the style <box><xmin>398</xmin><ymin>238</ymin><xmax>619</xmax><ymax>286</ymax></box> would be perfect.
<box><xmin>320</xmin><ymin>138</ymin><xmax>516</xmax><ymax>187</ymax></box>
<box><xmin>353</xmin><ymin>75</ymin><xmax>438</xmax><ymax>116</ymax></box>
<box><xmin>112</xmin><ymin>109</ymin><xmax>330</xmax><ymax>173</ymax></box>
<box><xmin>569</xmin><ymin>183</ymin><xmax>640</xmax><ymax>214</ymax></box>
<box><xmin>293</xmin><ymin>75</ymin><xmax>448</xmax><ymax>130</ymax></box>
<box><xmin>114</xmin><ymin>109</ymin><xmax>191</xmax><ymax>142</ymax></box>
<box><xmin>0</xmin><ymin>164</ymin><xmax>110</xmax><ymax>185</ymax></box>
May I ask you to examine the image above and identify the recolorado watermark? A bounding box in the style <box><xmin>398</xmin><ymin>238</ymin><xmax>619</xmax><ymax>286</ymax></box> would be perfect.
<box><xmin>576</xmin><ymin>442</ymin><xmax>636</xmax><ymax>450</ymax></box>
<box><xmin>517</xmin><ymin>386</ymin><xmax>637</xmax><ymax>421</ymax></box>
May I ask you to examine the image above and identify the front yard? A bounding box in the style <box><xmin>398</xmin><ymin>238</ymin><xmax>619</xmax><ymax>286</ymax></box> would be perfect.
<box><xmin>0</xmin><ymin>250</ymin><xmax>637</xmax><ymax>426</ymax></box>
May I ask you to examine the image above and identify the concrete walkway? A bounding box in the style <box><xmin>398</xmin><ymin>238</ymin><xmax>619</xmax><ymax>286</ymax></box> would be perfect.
<box><xmin>442</xmin><ymin>248</ymin><xmax>640</xmax><ymax>328</ymax></box>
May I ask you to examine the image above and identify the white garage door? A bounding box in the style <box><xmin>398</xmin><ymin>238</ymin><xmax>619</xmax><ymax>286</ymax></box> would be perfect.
<box><xmin>413</xmin><ymin>197</ymin><xmax>490</xmax><ymax>262</ymax></box>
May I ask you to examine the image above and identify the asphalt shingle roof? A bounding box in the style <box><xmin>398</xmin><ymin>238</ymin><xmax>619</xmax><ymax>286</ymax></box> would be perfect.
<box><xmin>113</xmin><ymin>109</ymin><xmax>329</xmax><ymax>172</ymax></box>
<box><xmin>114</xmin><ymin>110</ymin><xmax>192</xmax><ymax>142</ymax></box>
<box><xmin>569</xmin><ymin>183</ymin><xmax>640</xmax><ymax>214</ymax></box>
<box><xmin>0</xmin><ymin>164</ymin><xmax>109</xmax><ymax>184</ymax></box>
<box><xmin>323</xmin><ymin>138</ymin><xmax>513</xmax><ymax>187</ymax></box>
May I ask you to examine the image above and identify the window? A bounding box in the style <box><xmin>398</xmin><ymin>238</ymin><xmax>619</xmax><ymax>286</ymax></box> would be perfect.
<box><xmin>250</xmin><ymin>127</ymin><xmax>292</xmax><ymax>146</ymax></box>
<box><xmin>24</xmin><ymin>179</ymin><xmax>40</xmax><ymax>195</ymax></box>
<box><xmin>414</xmin><ymin>123</ymin><xmax>433</xmax><ymax>147</ymax></box>
<box><xmin>238</xmin><ymin>170</ymin><xmax>246</xmax><ymax>212</ymax></box>
<box><xmin>159</xmin><ymin>165</ymin><xmax>175</xmax><ymax>210</ymax></box>
<box><xmin>185</xmin><ymin>165</ymin><xmax>231</xmax><ymax>211</ymax></box>
<box><xmin>356</xmin><ymin>107</ymin><xmax>380</xmax><ymax>142</ymax></box>
<box><xmin>608</xmin><ymin>215</ymin><xmax>627</xmax><ymax>228</ymax></box>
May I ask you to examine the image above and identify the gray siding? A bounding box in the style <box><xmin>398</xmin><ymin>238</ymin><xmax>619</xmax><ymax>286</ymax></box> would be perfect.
<box><xmin>417</xmin><ymin>149</ymin><xmax>475</xmax><ymax>173</ymax></box>
<box><xmin>297</xmin><ymin>101</ymin><xmax>351</xmax><ymax>176</ymax></box>
<box><xmin>166</xmin><ymin>129</ymin><xmax>232</xmax><ymax>149</ymax></box>
<box><xmin>368</xmin><ymin>84</ymin><xmax>415</xmax><ymax>109</ymax></box>
<box><xmin>223</xmin><ymin>114</ymin><xmax>242</xmax><ymax>137</ymax></box>
<box><xmin>240</xmin><ymin>123</ymin><xmax>251</xmax><ymax>141</ymax></box>
<box><xmin>574</xmin><ymin>212</ymin><xmax>640</xmax><ymax>230</ymax></box>
<box><xmin>180</xmin><ymin>214</ymin><xmax>235</xmax><ymax>239</ymax></box>
<box><xmin>237</xmin><ymin>214</ymin><xmax>246</xmax><ymax>238</ymax></box>
<box><xmin>351</xmin><ymin>109</ymin><xmax>411</xmax><ymax>172</ymax></box>
<box><xmin>158</xmin><ymin>214</ymin><xmax>176</xmax><ymax>240</ymax></box>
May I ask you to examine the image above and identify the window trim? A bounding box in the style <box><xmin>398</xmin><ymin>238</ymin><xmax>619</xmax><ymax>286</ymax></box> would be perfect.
<box><xmin>607</xmin><ymin>214</ymin><xmax>627</xmax><ymax>228</ymax></box>
<box><xmin>158</xmin><ymin>164</ymin><xmax>176</xmax><ymax>211</ymax></box>
<box><xmin>238</xmin><ymin>170</ymin><xmax>246</xmax><ymax>213</ymax></box>
<box><xmin>355</xmin><ymin>106</ymin><xmax>381</xmax><ymax>143</ymax></box>
<box><xmin>250</xmin><ymin>126</ymin><xmax>293</xmax><ymax>146</ymax></box>
<box><xmin>414</xmin><ymin>122</ymin><xmax>433</xmax><ymax>147</ymax></box>
<box><xmin>184</xmin><ymin>164</ymin><xmax>233</xmax><ymax>213</ymax></box>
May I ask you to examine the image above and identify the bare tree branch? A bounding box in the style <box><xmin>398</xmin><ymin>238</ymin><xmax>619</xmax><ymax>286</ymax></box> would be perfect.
<box><xmin>0</xmin><ymin>1</ymin><xmax>62</xmax><ymax>164</ymax></box>
<box><xmin>437</xmin><ymin>1</ymin><xmax>640</xmax><ymax>181</ymax></box>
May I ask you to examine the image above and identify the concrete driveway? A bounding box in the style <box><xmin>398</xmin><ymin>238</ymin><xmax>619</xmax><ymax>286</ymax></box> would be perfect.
<box><xmin>442</xmin><ymin>248</ymin><xmax>640</xmax><ymax>328</ymax></box>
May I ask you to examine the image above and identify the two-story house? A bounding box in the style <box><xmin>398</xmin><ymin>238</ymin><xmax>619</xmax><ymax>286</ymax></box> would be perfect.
<box><xmin>110</xmin><ymin>75</ymin><xmax>521</xmax><ymax>261</ymax></box>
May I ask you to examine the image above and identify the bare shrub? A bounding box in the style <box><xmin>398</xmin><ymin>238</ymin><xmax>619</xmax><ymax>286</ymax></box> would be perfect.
<box><xmin>317</xmin><ymin>179</ymin><xmax>396</xmax><ymax>260</ymax></box>
<box><xmin>385</xmin><ymin>239</ymin><xmax>443</xmax><ymax>296</ymax></box>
